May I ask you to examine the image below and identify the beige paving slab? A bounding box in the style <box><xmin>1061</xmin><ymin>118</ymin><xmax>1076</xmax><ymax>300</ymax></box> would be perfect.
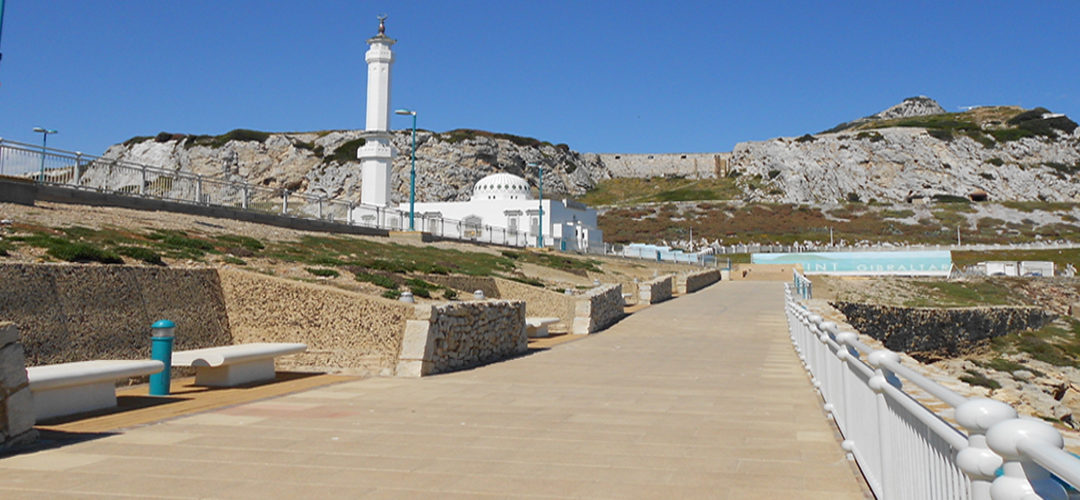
<box><xmin>1</xmin><ymin>281</ymin><xmax>870</xmax><ymax>498</ymax></box>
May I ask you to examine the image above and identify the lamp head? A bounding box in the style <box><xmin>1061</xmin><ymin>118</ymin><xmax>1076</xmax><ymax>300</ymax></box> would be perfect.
<box><xmin>33</xmin><ymin>127</ymin><xmax>57</xmax><ymax>134</ymax></box>
<box><xmin>394</xmin><ymin>109</ymin><xmax>415</xmax><ymax>116</ymax></box>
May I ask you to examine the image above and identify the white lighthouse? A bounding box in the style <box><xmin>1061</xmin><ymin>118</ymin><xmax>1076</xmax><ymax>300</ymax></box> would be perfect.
<box><xmin>358</xmin><ymin>16</ymin><xmax>396</xmax><ymax>207</ymax></box>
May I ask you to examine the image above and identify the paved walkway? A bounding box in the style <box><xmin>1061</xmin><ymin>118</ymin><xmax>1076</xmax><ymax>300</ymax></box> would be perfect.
<box><xmin>0</xmin><ymin>281</ymin><xmax>869</xmax><ymax>499</ymax></box>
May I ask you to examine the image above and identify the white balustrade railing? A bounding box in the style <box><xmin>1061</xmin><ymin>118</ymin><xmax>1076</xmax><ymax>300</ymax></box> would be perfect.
<box><xmin>0</xmin><ymin>138</ymin><xmax>546</xmax><ymax>247</ymax></box>
<box><xmin>785</xmin><ymin>284</ymin><xmax>1080</xmax><ymax>499</ymax></box>
<box><xmin>793</xmin><ymin>269</ymin><xmax>813</xmax><ymax>299</ymax></box>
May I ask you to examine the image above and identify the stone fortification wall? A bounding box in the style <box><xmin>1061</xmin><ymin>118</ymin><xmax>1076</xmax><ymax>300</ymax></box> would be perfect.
<box><xmin>638</xmin><ymin>275</ymin><xmax>675</xmax><ymax>304</ymax></box>
<box><xmin>572</xmin><ymin>284</ymin><xmax>624</xmax><ymax>334</ymax></box>
<box><xmin>678</xmin><ymin>269</ymin><xmax>721</xmax><ymax>294</ymax></box>
<box><xmin>0</xmin><ymin>323</ymin><xmax>36</xmax><ymax>451</ymax></box>
<box><xmin>589</xmin><ymin>153</ymin><xmax>731</xmax><ymax>179</ymax></box>
<box><xmin>0</xmin><ymin>263</ymin><xmax>231</xmax><ymax>365</ymax></box>
<box><xmin>397</xmin><ymin>301</ymin><xmax>526</xmax><ymax>377</ymax></box>
<box><xmin>833</xmin><ymin>302</ymin><xmax>1055</xmax><ymax>357</ymax></box>
<box><xmin>218</xmin><ymin>269</ymin><xmax>412</xmax><ymax>375</ymax></box>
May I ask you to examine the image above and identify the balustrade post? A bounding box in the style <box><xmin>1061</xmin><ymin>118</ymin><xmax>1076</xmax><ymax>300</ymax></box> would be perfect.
<box><xmin>242</xmin><ymin>185</ymin><xmax>249</xmax><ymax>209</ymax></box>
<box><xmin>986</xmin><ymin>419</ymin><xmax>1067</xmax><ymax>500</ymax></box>
<box><xmin>956</xmin><ymin>398</ymin><xmax>1018</xmax><ymax>500</ymax></box>
<box><xmin>834</xmin><ymin>331</ymin><xmax>860</xmax><ymax>454</ymax></box>
<box><xmin>74</xmin><ymin>152</ymin><xmax>83</xmax><ymax>185</ymax></box>
<box><xmin>140</xmin><ymin>166</ymin><xmax>147</xmax><ymax>195</ymax></box>
<box><xmin>318</xmin><ymin>197</ymin><xmax>324</xmax><ymax>219</ymax></box>
<box><xmin>806</xmin><ymin>314</ymin><xmax>823</xmax><ymax>385</ymax></box>
<box><xmin>195</xmin><ymin>175</ymin><xmax>203</xmax><ymax>204</ymax></box>
<box><xmin>347</xmin><ymin>202</ymin><xmax>354</xmax><ymax>225</ymax></box>
<box><xmin>282</xmin><ymin>189</ymin><xmax>288</xmax><ymax>215</ymax></box>
<box><xmin>867</xmin><ymin>349</ymin><xmax>901</xmax><ymax>498</ymax></box>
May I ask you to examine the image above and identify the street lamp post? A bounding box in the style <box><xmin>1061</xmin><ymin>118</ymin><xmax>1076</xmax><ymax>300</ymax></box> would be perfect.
<box><xmin>32</xmin><ymin>127</ymin><xmax>57</xmax><ymax>183</ymax></box>
<box><xmin>529</xmin><ymin>162</ymin><xmax>543</xmax><ymax>248</ymax></box>
<box><xmin>394</xmin><ymin>109</ymin><xmax>417</xmax><ymax>231</ymax></box>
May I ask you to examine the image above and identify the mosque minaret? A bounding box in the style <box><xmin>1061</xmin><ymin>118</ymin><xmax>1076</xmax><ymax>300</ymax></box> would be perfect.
<box><xmin>358</xmin><ymin>16</ymin><xmax>396</xmax><ymax>207</ymax></box>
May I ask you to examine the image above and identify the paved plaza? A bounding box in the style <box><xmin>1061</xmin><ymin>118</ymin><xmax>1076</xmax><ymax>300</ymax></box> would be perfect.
<box><xmin>0</xmin><ymin>281</ymin><xmax>869</xmax><ymax>499</ymax></box>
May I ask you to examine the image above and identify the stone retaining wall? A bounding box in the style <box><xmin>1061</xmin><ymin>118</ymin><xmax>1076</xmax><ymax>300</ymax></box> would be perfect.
<box><xmin>833</xmin><ymin>302</ymin><xmax>1055</xmax><ymax>357</ymax></box>
<box><xmin>0</xmin><ymin>323</ymin><xmax>36</xmax><ymax>451</ymax></box>
<box><xmin>572</xmin><ymin>284</ymin><xmax>624</xmax><ymax>334</ymax></box>
<box><xmin>638</xmin><ymin>275</ymin><xmax>674</xmax><ymax>304</ymax></box>
<box><xmin>219</xmin><ymin>269</ymin><xmax>413</xmax><ymax>375</ymax></box>
<box><xmin>425</xmin><ymin>276</ymin><xmax>577</xmax><ymax>332</ymax></box>
<box><xmin>678</xmin><ymin>269</ymin><xmax>721</xmax><ymax>294</ymax></box>
<box><xmin>397</xmin><ymin>301</ymin><xmax>527</xmax><ymax>377</ymax></box>
<box><xmin>0</xmin><ymin>263</ymin><xmax>232</xmax><ymax>365</ymax></box>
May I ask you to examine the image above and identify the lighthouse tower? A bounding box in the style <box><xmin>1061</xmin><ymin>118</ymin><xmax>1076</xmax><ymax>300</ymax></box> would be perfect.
<box><xmin>358</xmin><ymin>16</ymin><xmax>396</xmax><ymax>207</ymax></box>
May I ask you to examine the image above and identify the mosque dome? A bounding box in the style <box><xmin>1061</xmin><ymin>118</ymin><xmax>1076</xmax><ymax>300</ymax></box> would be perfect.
<box><xmin>470</xmin><ymin>173</ymin><xmax>533</xmax><ymax>201</ymax></box>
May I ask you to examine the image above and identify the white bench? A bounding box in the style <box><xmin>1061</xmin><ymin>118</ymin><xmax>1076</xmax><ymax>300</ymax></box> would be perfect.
<box><xmin>525</xmin><ymin>317</ymin><xmax>561</xmax><ymax>338</ymax></box>
<box><xmin>27</xmin><ymin>360</ymin><xmax>164</xmax><ymax>421</ymax></box>
<box><xmin>171</xmin><ymin>342</ymin><xmax>307</xmax><ymax>387</ymax></box>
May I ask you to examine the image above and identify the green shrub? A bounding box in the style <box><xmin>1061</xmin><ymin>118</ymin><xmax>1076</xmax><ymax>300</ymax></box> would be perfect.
<box><xmin>767</xmin><ymin>169</ymin><xmax>781</xmax><ymax>180</ymax></box>
<box><xmin>988</xmin><ymin>158</ymin><xmax>1004</xmax><ymax>166</ymax></box>
<box><xmin>988</xmin><ymin>128</ymin><xmax>1037</xmax><ymax>142</ymax></box>
<box><xmin>327</xmin><ymin>138</ymin><xmax>367</xmax><ymax>163</ymax></box>
<box><xmin>149</xmin><ymin>230</ymin><xmax>215</xmax><ymax>252</ymax></box>
<box><xmin>795</xmin><ymin>134</ymin><xmax>816</xmax><ymax>143</ymax></box>
<box><xmin>977</xmin><ymin>358</ymin><xmax>1045</xmax><ymax>378</ymax></box>
<box><xmin>1007</xmin><ymin>107</ymin><xmax>1051</xmax><ymax>125</ymax></box>
<box><xmin>979</xmin><ymin>173</ymin><xmax>994</xmax><ymax>180</ymax></box>
<box><xmin>215</xmin><ymin>235</ymin><xmax>264</xmax><ymax>251</ymax></box>
<box><xmin>855</xmin><ymin>131</ymin><xmax>884</xmax><ymax>142</ymax></box>
<box><xmin>410</xmin><ymin>285</ymin><xmax>431</xmax><ymax>298</ymax></box>
<box><xmin>508</xmin><ymin>276</ymin><xmax>545</xmax><ymax>288</ymax></box>
<box><xmin>959</xmin><ymin>369</ymin><xmax>1001</xmax><ymax>390</ymax></box>
<box><xmin>927</xmin><ymin>129</ymin><xmax>953</xmax><ymax>141</ymax></box>
<box><xmin>48</xmin><ymin>241</ymin><xmax>123</xmax><ymax>264</ymax></box>
<box><xmin>959</xmin><ymin>130</ymin><xmax>996</xmax><ymax>148</ymax></box>
<box><xmin>355</xmin><ymin>271</ymin><xmax>397</xmax><ymax>289</ymax></box>
<box><xmin>382</xmin><ymin>289</ymin><xmax>401</xmax><ymax>300</ymax></box>
<box><xmin>116</xmin><ymin>246</ymin><xmax>165</xmax><ymax>265</ymax></box>
<box><xmin>223</xmin><ymin>256</ymin><xmax>247</xmax><ymax>265</ymax></box>
<box><xmin>846</xmin><ymin>192</ymin><xmax>861</xmax><ymax>203</ymax></box>
<box><xmin>443</xmin><ymin>289</ymin><xmax>458</xmax><ymax>300</ymax></box>
<box><xmin>305</xmin><ymin>267</ymin><xmax>340</xmax><ymax>278</ymax></box>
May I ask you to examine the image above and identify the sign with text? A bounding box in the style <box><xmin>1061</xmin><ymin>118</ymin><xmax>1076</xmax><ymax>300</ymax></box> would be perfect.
<box><xmin>752</xmin><ymin>250</ymin><xmax>953</xmax><ymax>276</ymax></box>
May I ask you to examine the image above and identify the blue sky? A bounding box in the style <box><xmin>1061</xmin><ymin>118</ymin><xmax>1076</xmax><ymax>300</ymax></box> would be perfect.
<box><xmin>1</xmin><ymin>1</ymin><xmax>1077</xmax><ymax>156</ymax></box>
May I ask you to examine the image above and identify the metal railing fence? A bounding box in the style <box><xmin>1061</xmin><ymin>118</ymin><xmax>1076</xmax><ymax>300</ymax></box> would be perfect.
<box><xmin>785</xmin><ymin>285</ymin><xmax>1080</xmax><ymax>500</ymax></box>
<box><xmin>0</xmin><ymin>138</ymin><xmax>541</xmax><ymax>247</ymax></box>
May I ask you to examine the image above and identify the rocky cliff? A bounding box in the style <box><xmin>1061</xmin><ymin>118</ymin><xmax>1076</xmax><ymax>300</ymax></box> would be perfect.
<box><xmin>104</xmin><ymin>129</ymin><xmax>610</xmax><ymax>204</ymax></box>
<box><xmin>731</xmin><ymin>99</ymin><xmax>1080</xmax><ymax>203</ymax></box>
<box><xmin>103</xmin><ymin>98</ymin><xmax>1080</xmax><ymax>205</ymax></box>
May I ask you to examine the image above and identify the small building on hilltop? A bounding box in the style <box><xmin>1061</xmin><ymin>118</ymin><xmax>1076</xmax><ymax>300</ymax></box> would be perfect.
<box><xmin>408</xmin><ymin>173</ymin><xmax>603</xmax><ymax>252</ymax></box>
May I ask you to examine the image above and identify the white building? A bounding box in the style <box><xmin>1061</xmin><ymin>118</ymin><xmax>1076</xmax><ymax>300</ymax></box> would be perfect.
<box><xmin>409</xmin><ymin>173</ymin><xmax>604</xmax><ymax>252</ymax></box>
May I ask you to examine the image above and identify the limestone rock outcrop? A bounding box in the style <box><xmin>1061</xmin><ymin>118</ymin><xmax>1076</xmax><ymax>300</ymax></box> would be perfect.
<box><xmin>103</xmin><ymin>130</ymin><xmax>610</xmax><ymax>204</ymax></box>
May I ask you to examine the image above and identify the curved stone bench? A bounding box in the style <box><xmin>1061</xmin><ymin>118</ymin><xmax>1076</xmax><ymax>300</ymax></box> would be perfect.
<box><xmin>27</xmin><ymin>360</ymin><xmax>165</xmax><ymax>421</ymax></box>
<box><xmin>171</xmin><ymin>343</ymin><xmax>307</xmax><ymax>387</ymax></box>
<box><xmin>526</xmin><ymin>317</ymin><xmax>561</xmax><ymax>338</ymax></box>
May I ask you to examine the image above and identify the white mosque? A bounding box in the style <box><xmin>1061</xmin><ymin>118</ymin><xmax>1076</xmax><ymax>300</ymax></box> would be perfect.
<box><xmin>350</xmin><ymin>17</ymin><xmax>604</xmax><ymax>252</ymax></box>
<box><xmin>411</xmin><ymin>172</ymin><xmax>604</xmax><ymax>252</ymax></box>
